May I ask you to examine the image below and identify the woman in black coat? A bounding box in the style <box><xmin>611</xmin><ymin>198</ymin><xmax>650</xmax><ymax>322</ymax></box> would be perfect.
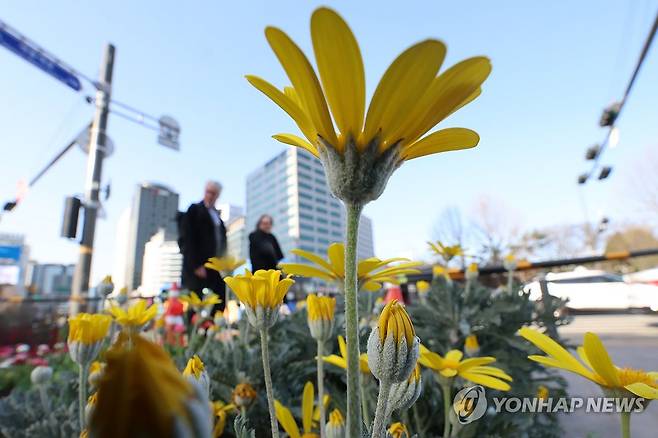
<box><xmin>249</xmin><ymin>214</ymin><xmax>284</xmax><ymax>272</ymax></box>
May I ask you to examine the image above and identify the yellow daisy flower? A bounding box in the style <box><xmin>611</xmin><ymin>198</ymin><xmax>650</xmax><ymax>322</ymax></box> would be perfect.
<box><xmin>108</xmin><ymin>299</ymin><xmax>157</xmax><ymax>328</ymax></box>
<box><xmin>179</xmin><ymin>291</ymin><xmax>222</xmax><ymax>310</ymax></box>
<box><xmin>205</xmin><ymin>255</ymin><xmax>246</xmax><ymax>274</ymax></box>
<box><xmin>323</xmin><ymin>335</ymin><xmax>370</xmax><ymax>374</ymax></box>
<box><xmin>419</xmin><ymin>345</ymin><xmax>512</xmax><ymax>391</ymax></box>
<box><xmin>280</xmin><ymin>242</ymin><xmax>421</xmax><ymax>291</ymax></box>
<box><xmin>274</xmin><ymin>381</ymin><xmax>328</xmax><ymax>438</ymax></box>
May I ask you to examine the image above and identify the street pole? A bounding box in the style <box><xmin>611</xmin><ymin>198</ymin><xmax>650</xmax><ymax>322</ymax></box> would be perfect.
<box><xmin>70</xmin><ymin>43</ymin><xmax>115</xmax><ymax>313</ymax></box>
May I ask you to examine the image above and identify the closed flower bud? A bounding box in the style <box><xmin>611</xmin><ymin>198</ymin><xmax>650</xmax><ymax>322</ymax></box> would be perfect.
<box><xmin>96</xmin><ymin>275</ymin><xmax>114</xmax><ymax>297</ymax></box>
<box><xmin>67</xmin><ymin>313</ymin><xmax>112</xmax><ymax>365</ymax></box>
<box><xmin>465</xmin><ymin>263</ymin><xmax>479</xmax><ymax>281</ymax></box>
<box><xmin>30</xmin><ymin>365</ymin><xmax>53</xmax><ymax>386</ymax></box>
<box><xmin>183</xmin><ymin>355</ymin><xmax>210</xmax><ymax>398</ymax></box>
<box><xmin>503</xmin><ymin>254</ymin><xmax>517</xmax><ymax>271</ymax></box>
<box><xmin>387</xmin><ymin>422</ymin><xmax>410</xmax><ymax>438</ymax></box>
<box><xmin>464</xmin><ymin>334</ymin><xmax>480</xmax><ymax>357</ymax></box>
<box><xmin>388</xmin><ymin>364</ymin><xmax>422</xmax><ymax>413</ymax></box>
<box><xmin>325</xmin><ymin>409</ymin><xmax>345</xmax><ymax>438</ymax></box>
<box><xmin>307</xmin><ymin>294</ymin><xmax>336</xmax><ymax>341</ymax></box>
<box><xmin>232</xmin><ymin>383</ymin><xmax>257</xmax><ymax>409</ymax></box>
<box><xmin>88</xmin><ymin>361</ymin><xmax>105</xmax><ymax>389</ymax></box>
<box><xmin>367</xmin><ymin>300</ymin><xmax>420</xmax><ymax>383</ymax></box>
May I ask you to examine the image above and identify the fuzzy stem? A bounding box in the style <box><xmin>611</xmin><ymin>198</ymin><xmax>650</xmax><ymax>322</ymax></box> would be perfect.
<box><xmin>78</xmin><ymin>364</ymin><xmax>88</xmax><ymax>431</ymax></box>
<box><xmin>441</xmin><ymin>382</ymin><xmax>452</xmax><ymax>438</ymax></box>
<box><xmin>412</xmin><ymin>404</ymin><xmax>423</xmax><ymax>437</ymax></box>
<box><xmin>507</xmin><ymin>270</ymin><xmax>514</xmax><ymax>294</ymax></box>
<box><xmin>260</xmin><ymin>328</ymin><xmax>279</xmax><ymax>438</ymax></box>
<box><xmin>38</xmin><ymin>385</ymin><xmax>50</xmax><ymax>412</ymax></box>
<box><xmin>317</xmin><ymin>340</ymin><xmax>326</xmax><ymax>438</ymax></box>
<box><xmin>344</xmin><ymin>202</ymin><xmax>363</xmax><ymax>437</ymax></box>
<box><xmin>371</xmin><ymin>379</ymin><xmax>392</xmax><ymax>438</ymax></box>
<box><xmin>464</xmin><ymin>278</ymin><xmax>472</xmax><ymax>299</ymax></box>
<box><xmin>620</xmin><ymin>411</ymin><xmax>631</xmax><ymax>438</ymax></box>
<box><xmin>360</xmin><ymin>377</ymin><xmax>371</xmax><ymax>429</ymax></box>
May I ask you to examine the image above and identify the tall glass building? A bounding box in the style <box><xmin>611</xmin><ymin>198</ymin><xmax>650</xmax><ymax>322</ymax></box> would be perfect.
<box><xmin>245</xmin><ymin>148</ymin><xmax>375</xmax><ymax>269</ymax></box>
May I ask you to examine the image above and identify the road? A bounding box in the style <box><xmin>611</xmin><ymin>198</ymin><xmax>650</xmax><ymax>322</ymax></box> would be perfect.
<box><xmin>557</xmin><ymin>314</ymin><xmax>658</xmax><ymax>438</ymax></box>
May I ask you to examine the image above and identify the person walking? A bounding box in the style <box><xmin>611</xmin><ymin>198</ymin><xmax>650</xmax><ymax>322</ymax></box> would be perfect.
<box><xmin>180</xmin><ymin>180</ymin><xmax>227</xmax><ymax>312</ymax></box>
<box><xmin>248</xmin><ymin>214</ymin><xmax>284</xmax><ymax>272</ymax></box>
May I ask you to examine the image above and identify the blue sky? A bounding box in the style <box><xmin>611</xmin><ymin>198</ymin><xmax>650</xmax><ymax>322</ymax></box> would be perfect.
<box><xmin>1</xmin><ymin>0</ymin><xmax>657</xmax><ymax>282</ymax></box>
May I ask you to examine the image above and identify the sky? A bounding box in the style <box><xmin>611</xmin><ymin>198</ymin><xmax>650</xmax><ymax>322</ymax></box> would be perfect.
<box><xmin>1</xmin><ymin>0</ymin><xmax>657</xmax><ymax>283</ymax></box>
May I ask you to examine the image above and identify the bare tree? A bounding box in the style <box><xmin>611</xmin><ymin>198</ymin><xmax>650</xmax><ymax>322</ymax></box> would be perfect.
<box><xmin>469</xmin><ymin>195</ymin><xmax>523</xmax><ymax>265</ymax></box>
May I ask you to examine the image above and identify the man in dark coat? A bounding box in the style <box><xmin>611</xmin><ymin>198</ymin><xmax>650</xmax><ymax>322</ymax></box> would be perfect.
<box><xmin>181</xmin><ymin>180</ymin><xmax>226</xmax><ymax>312</ymax></box>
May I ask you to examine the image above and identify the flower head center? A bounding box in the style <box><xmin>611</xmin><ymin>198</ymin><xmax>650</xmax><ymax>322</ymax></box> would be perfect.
<box><xmin>618</xmin><ymin>368</ymin><xmax>657</xmax><ymax>388</ymax></box>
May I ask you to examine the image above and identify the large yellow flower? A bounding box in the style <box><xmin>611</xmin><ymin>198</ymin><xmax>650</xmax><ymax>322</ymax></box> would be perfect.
<box><xmin>224</xmin><ymin>269</ymin><xmax>294</xmax><ymax>310</ymax></box>
<box><xmin>280</xmin><ymin>242</ymin><xmax>421</xmax><ymax>291</ymax></box>
<box><xmin>419</xmin><ymin>345</ymin><xmax>512</xmax><ymax>391</ymax></box>
<box><xmin>68</xmin><ymin>313</ymin><xmax>112</xmax><ymax>345</ymax></box>
<box><xmin>247</xmin><ymin>7</ymin><xmax>489</xmax><ymax>168</ymax></box>
<box><xmin>89</xmin><ymin>336</ymin><xmax>206</xmax><ymax>437</ymax></box>
<box><xmin>274</xmin><ymin>382</ymin><xmax>329</xmax><ymax>438</ymax></box>
<box><xmin>205</xmin><ymin>255</ymin><xmax>246</xmax><ymax>274</ymax></box>
<box><xmin>518</xmin><ymin>327</ymin><xmax>658</xmax><ymax>399</ymax></box>
<box><xmin>323</xmin><ymin>335</ymin><xmax>370</xmax><ymax>374</ymax></box>
<box><xmin>108</xmin><ymin>299</ymin><xmax>157</xmax><ymax>328</ymax></box>
<box><xmin>179</xmin><ymin>291</ymin><xmax>222</xmax><ymax>310</ymax></box>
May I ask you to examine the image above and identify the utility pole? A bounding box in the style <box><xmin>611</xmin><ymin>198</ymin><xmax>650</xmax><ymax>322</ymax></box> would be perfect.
<box><xmin>70</xmin><ymin>43</ymin><xmax>115</xmax><ymax>312</ymax></box>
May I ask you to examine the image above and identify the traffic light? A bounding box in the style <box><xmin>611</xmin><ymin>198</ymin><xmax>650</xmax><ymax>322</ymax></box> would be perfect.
<box><xmin>598</xmin><ymin>166</ymin><xmax>612</xmax><ymax>180</ymax></box>
<box><xmin>599</xmin><ymin>103</ymin><xmax>620</xmax><ymax>127</ymax></box>
<box><xmin>61</xmin><ymin>196</ymin><xmax>81</xmax><ymax>239</ymax></box>
<box><xmin>585</xmin><ymin>144</ymin><xmax>599</xmax><ymax>160</ymax></box>
<box><xmin>578</xmin><ymin>174</ymin><xmax>588</xmax><ymax>185</ymax></box>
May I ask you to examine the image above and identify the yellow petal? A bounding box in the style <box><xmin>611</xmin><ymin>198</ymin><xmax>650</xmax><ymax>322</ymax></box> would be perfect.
<box><xmin>440</xmin><ymin>368</ymin><xmax>458</xmax><ymax>377</ymax></box>
<box><xmin>469</xmin><ymin>366</ymin><xmax>513</xmax><ymax>381</ymax></box>
<box><xmin>459</xmin><ymin>371</ymin><xmax>511</xmax><ymax>391</ymax></box>
<box><xmin>265</xmin><ymin>27</ymin><xmax>337</xmax><ymax>146</ymax></box>
<box><xmin>322</xmin><ymin>355</ymin><xmax>347</xmax><ymax>370</ymax></box>
<box><xmin>302</xmin><ymin>382</ymin><xmax>314</xmax><ymax>433</ymax></box>
<box><xmin>457</xmin><ymin>357</ymin><xmax>496</xmax><ymax>372</ymax></box>
<box><xmin>445</xmin><ymin>350</ymin><xmax>464</xmax><ymax>363</ymax></box>
<box><xmin>396</xmin><ymin>56</ymin><xmax>491</xmax><ymax>146</ymax></box>
<box><xmin>291</xmin><ymin>248</ymin><xmax>338</xmax><ymax>275</ymax></box>
<box><xmin>363</xmin><ymin>40</ymin><xmax>446</xmax><ymax>149</ymax></box>
<box><xmin>245</xmin><ymin>75</ymin><xmax>316</xmax><ymax>143</ymax></box>
<box><xmin>582</xmin><ymin>332</ymin><xmax>621</xmax><ymax>387</ymax></box>
<box><xmin>278</xmin><ymin>263</ymin><xmax>337</xmax><ymax>281</ymax></box>
<box><xmin>274</xmin><ymin>400</ymin><xmax>301</xmax><ymax>438</ymax></box>
<box><xmin>338</xmin><ymin>335</ymin><xmax>348</xmax><ymax>359</ymax></box>
<box><xmin>361</xmin><ymin>281</ymin><xmax>382</xmax><ymax>292</ymax></box>
<box><xmin>273</xmin><ymin>134</ymin><xmax>319</xmax><ymax>158</ymax></box>
<box><xmin>401</xmin><ymin>128</ymin><xmax>479</xmax><ymax>161</ymax></box>
<box><xmin>327</xmin><ymin>243</ymin><xmax>345</xmax><ymax>278</ymax></box>
<box><xmin>311</xmin><ymin>7</ymin><xmax>365</xmax><ymax>143</ymax></box>
<box><xmin>518</xmin><ymin>328</ymin><xmax>593</xmax><ymax>378</ymax></box>
<box><xmin>624</xmin><ymin>382</ymin><xmax>658</xmax><ymax>399</ymax></box>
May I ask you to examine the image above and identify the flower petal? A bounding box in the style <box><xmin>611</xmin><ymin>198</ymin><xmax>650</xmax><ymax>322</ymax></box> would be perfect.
<box><xmin>518</xmin><ymin>327</ymin><xmax>593</xmax><ymax>378</ymax></box>
<box><xmin>245</xmin><ymin>75</ymin><xmax>316</xmax><ymax>143</ymax></box>
<box><xmin>278</xmin><ymin>263</ymin><xmax>337</xmax><ymax>281</ymax></box>
<box><xmin>291</xmin><ymin>248</ymin><xmax>338</xmax><ymax>275</ymax></box>
<box><xmin>624</xmin><ymin>382</ymin><xmax>658</xmax><ymax>400</ymax></box>
<box><xmin>469</xmin><ymin>366</ymin><xmax>513</xmax><ymax>381</ymax></box>
<box><xmin>401</xmin><ymin>128</ymin><xmax>480</xmax><ymax>161</ymax></box>
<box><xmin>459</xmin><ymin>371</ymin><xmax>511</xmax><ymax>391</ymax></box>
<box><xmin>583</xmin><ymin>332</ymin><xmax>620</xmax><ymax>387</ymax></box>
<box><xmin>322</xmin><ymin>354</ymin><xmax>347</xmax><ymax>370</ymax></box>
<box><xmin>327</xmin><ymin>243</ymin><xmax>345</xmax><ymax>278</ymax></box>
<box><xmin>265</xmin><ymin>27</ymin><xmax>337</xmax><ymax>146</ymax></box>
<box><xmin>274</xmin><ymin>400</ymin><xmax>301</xmax><ymax>438</ymax></box>
<box><xmin>302</xmin><ymin>382</ymin><xmax>314</xmax><ymax>433</ymax></box>
<box><xmin>273</xmin><ymin>134</ymin><xmax>319</xmax><ymax>158</ymax></box>
<box><xmin>311</xmin><ymin>7</ymin><xmax>365</xmax><ymax>142</ymax></box>
<box><xmin>363</xmin><ymin>40</ymin><xmax>446</xmax><ymax>149</ymax></box>
<box><xmin>457</xmin><ymin>357</ymin><xmax>496</xmax><ymax>372</ymax></box>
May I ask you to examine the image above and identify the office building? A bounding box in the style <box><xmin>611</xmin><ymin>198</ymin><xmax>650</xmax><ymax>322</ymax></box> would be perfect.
<box><xmin>226</xmin><ymin>215</ymin><xmax>248</xmax><ymax>263</ymax></box>
<box><xmin>119</xmin><ymin>183</ymin><xmax>179</xmax><ymax>291</ymax></box>
<box><xmin>140</xmin><ymin>228</ymin><xmax>183</xmax><ymax>296</ymax></box>
<box><xmin>0</xmin><ymin>233</ymin><xmax>29</xmax><ymax>296</ymax></box>
<box><xmin>26</xmin><ymin>263</ymin><xmax>75</xmax><ymax>296</ymax></box>
<box><xmin>245</xmin><ymin>147</ymin><xmax>375</xmax><ymax>268</ymax></box>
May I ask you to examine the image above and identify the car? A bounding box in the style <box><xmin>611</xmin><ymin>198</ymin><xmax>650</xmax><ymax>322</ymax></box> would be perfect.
<box><xmin>524</xmin><ymin>267</ymin><xmax>658</xmax><ymax>312</ymax></box>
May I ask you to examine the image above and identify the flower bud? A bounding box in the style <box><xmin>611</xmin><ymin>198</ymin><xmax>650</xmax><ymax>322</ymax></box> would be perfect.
<box><xmin>464</xmin><ymin>334</ymin><xmax>480</xmax><ymax>357</ymax></box>
<box><xmin>387</xmin><ymin>422</ymin><xmax>410</xmax><ymax>438</ymax></box>
<box><xmin>503</xmin><ymin>254</ymin><xmax>517</xmax><ymax>271</ymax></box>
<box><xmin>388</xmin><ymin>365</ymin><xmax>422</xmax><ymax>413</ymax></box>
<box><xmin>96</xmin><ymin>275</ymin><xmax>114</xmax><ymax>297</ymax></box>
<box><xmin>88</xmin><ymin>361</ymin><xmax>105</xmax><ymax>389</ymax></box>
<box><xmin>367</xmin><ymin>300</ymin><xmax>420</xmax><ymax>383</ymax></box>
<box><xmin>307</xmin><ymin>294</ymin><xmax>336</xmax><ymax>341</ymax></box>
<box><xmin>183</xmin><ymin>355</ymin><xmax>209</xmax><ymax>398</ymax></box>
<box><xmin>415</xmin><ymin>281</ymin><xmax>430</xmax><ymax>294</ymax></box>
<box><xmin>232</xmin><ymin>383</ymin><xmax>257</xmax><ymax>409</ymax></box>
<box><xmin>325</xmin><ymin>409</ymin><xmax>345</xmax><ymax>438</ymax></box>
<box><xmin>68</xmin><ymin>313</ymin><xmax>112</xmax><ymax>365</ymax></box>
<box><xmin>30</xmin><ymin>365</ymin><xmax>53</xmax><ymax>386</ymax></box>
<box><xmin>85</xmin><ymin>392</ymin><xmax>97</xmax><ymax>425</ymax></box>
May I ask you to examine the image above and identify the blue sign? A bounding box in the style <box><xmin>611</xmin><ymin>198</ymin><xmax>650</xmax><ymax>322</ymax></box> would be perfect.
<box><xmin>0</xmin><ymin>245</ymin><xmax>22</xmax><ymax>262</ymax></box>
<box><xmin>0</xmin><ymin>26</ymin><xmax>81</xmax><ymax>91</ymax></box>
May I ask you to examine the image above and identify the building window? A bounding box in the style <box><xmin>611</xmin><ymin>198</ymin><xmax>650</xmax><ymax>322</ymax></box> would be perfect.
<box><xmin>301</xmin><ymin>235</ymin><xmax>314</xmax><ymax>242</ymax></box>
<box><xmin>300</xmin><ymin>202</ymin><xmax>312</xmax><ymax>210</ymax></box>
<box><xmin>316</xmin><ymin>207</ymin><xmax>327</xmax><ymax>214</ymax></box>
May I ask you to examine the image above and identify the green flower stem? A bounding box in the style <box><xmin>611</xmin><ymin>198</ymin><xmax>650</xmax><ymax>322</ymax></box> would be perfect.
<box><xmin>344</xmin><ymin>202</ymin><xmax>363</xmax><ymax>437</ymax></box>
<box><xmin>38</xmin><ymin>385</ymin><xmax>50</xmax><ymax>412</ymax></box>
<box><xmin>317</xmin><ymin>340</ymin><xmax>326</xmax><ymax>438</ymax></box>
<box><xmin>412</xmin><ymin>404</ymin><xmax>424</xmax><ymax>437</ymax></box>
<box><xmin>371</xmin><ymin>379</ymin><xmax>392</xmax><ymax>438</ymax></box>
<box><xmin>621</xmin><ymin>411</ymin><xmax>631</xmax><ymax>438</ymax></box>
<box><xmin>441</xmin><ymin>382</ymin><xmax>453</xmax><ymax>438</ymax></box>
<box><xmin>78</xmin><ymin>364</ymin><xmax>88</xmax><ymax>431</ymax></box>
<box><xmin>360</xmin><ymin>377</ymin><xmax>371</xmax><ymax>429</ymax></box>
<box><xmin>507</xmin><ymin>269</ymin><xmax>514</xmax><ymax>294</ymax></box>
<box><xmin>259</xmin><ymin>328</ymin><xmax>279</xmax><ymax>438</ymax></box>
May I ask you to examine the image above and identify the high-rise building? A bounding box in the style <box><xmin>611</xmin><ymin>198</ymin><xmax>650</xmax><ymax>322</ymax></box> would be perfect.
<box><xmin>0</xmin><ymin>233</ymin><xmax>29</xmax><ymax>296</ymax></box>
<box><xmin>246</xmin><ymin>147</ymin><xmax>375</xmax><ymax>269</ymax></box>
<box><xmin>217</xmin><ymin>203</ymin><xmax>244</xmax><ymax>224</ymax></box>
<box><xmin>226</xmin><ymin>215</ymin><xmax>247</xmax><ymax>262</ymax></box>
<box><xmin>140</xmin><ymin>228</ymin><xmax>183</xmax><ymax>296</ymax></box>
<box><xmin>26</xmin><ymin>263</ymin><xmax>75</xmax><ymax>296</ymax></box>
<box><xmin>120</xmin><ymin>183</ymin><xmax>179</xmax><ymax>291</ymax></box>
